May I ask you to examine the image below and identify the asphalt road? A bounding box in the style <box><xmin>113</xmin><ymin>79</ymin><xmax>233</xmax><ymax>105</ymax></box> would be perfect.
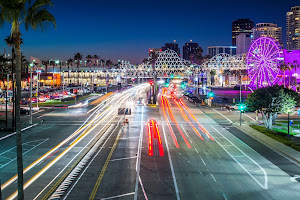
<box><xmin>1</xmin><ymin>85</ymin><xmax>300</xmax><ymax>200</ymax></box>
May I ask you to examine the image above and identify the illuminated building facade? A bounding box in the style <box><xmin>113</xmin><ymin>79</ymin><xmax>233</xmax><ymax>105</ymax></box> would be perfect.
<box><xmin>232</xmin><ymin>19</ymin><xmax>255</xmax><ymax>46</ymax></box>
<box><xmin>287</xmin><ymin>6</ymin><xmax>300</xmax><ymax>50</ymax></box>
<box><xmin>253</xmin><ymin>23</ymin><xmax>283</xmax><ymax>46</ymax></box>
<box><xmin>207</xmin><ymin>46</ymin><xmax>237</xmax><ymax>57</ymax></box>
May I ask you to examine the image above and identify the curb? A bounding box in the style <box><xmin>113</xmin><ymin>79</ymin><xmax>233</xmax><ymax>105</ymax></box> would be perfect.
<box><xmin>235</xmin><ymin>124</ymin><xmax>300</xmax><ymax>164</ymax></box>
<box><xmin>0</xmin><ymin>123</ymin><xmax>39</xmax><ymax>141</ymax></box>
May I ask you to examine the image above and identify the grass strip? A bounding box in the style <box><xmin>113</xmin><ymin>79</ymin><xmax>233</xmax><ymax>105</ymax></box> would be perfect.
<box><xmin>250</xmin><ymin>125</ymin><xmax>300</xmax><ymax>152</ymax></box>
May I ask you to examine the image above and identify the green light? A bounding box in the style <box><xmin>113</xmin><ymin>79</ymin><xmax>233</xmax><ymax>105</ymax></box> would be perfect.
<box><xmin>165</xmin><ymin>82</ymin><xmax>169</xmax><ymax>87</ymax></box>
<box><xmin>208</xmin><ymin>92</ymin><xmax>214</xmax><ymax>97</ymax></box>
<box><xmin>239</xmin><ymin>104</ymin><xmax>246</xmax><ymax>111</ymax></box>
<box><xmin>170</xmin><ymin>74</ymin><xmax>174</xmax><ymax>78</ymax></box>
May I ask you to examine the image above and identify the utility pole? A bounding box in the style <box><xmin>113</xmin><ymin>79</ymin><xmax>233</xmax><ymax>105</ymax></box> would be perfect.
<box><xmin>29</xmin><ymin>63</ymin><xmax>33</xmax><ymax>125</ymax></box>
<box><xmin>5</xmin><ymin>74</ymin><xmax>9</xmax><ymax>130</ymax></box>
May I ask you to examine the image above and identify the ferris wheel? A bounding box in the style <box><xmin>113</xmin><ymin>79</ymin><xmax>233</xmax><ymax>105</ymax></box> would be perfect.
<box><xmin>246</xmin><ymin>37</ymin><xmax>283</xmax><ymax>88</ymax></box>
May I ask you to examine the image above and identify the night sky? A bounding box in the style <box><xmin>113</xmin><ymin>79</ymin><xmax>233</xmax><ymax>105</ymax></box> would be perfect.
<box><xmin>0</xmin><ymin>0</ymin><xmax>299</xmax><ymax>64</ymax></box>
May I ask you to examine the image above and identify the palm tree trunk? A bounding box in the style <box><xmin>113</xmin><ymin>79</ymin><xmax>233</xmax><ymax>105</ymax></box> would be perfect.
<box><xmin>283</xmin><ymin>71</ymin><xmax>285</xmax><ymax>87</ymax></box>
<box><xmin>289</xmin><ymin>70</ymin><xmax>291</xmax><ymax>88</ymax></box>
<box><xmin>14</xmin><ymin>29</ymin><xmax>24</xmax><ymax>200</ymax></box>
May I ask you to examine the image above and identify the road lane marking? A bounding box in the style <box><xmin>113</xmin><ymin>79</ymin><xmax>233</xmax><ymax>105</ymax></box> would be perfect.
<box><xmin>139</xmin><ymin>176</ymin><xmax>148</xmax><ymax>200</ymax></box>
<box><xmin>110</xmin><ymin>156</ymin><xmax>137</xmax><ymax>162</ymax></box>
<box><xmin>0</xmin><ymin>138</ymin><xmax>49</xmax><ymax>169</ymax></box>
<box><xmin>162</xmin><ymin>125</ymin><xmax>180</xmax><ymax>200</ymax></box>
<box><xmin>62</xmin><ymin>120</ymin><xmax>121</xmax><ymax>200</ymax></box>
<box><xmin>244</xmin><ymin>113</ymin><xmax>256</xmax><ymax>121</ymax></box>
<box><xmin>0</xmin><ymin>123</ymin><xmax>38</xmax><ymax>141</ymax></box>
<box><xmin>89</xmin><ymin>128</ymin><xmax>123</xmax><ymax>200</ymax></box>
<box><xmin>210</xmin><ymin>173</ymin><xmax>217</xmax><ymax>182</ymax></box>
<box><xmin>212</xmin><ymin>109</ymin><xmax>233</xmax><ymax>124</ymax></box>
<box><xmin>32</xmin><ymin>109</ymin><xmax>45</xmax><ymax>115</ymax></box>
<box><xmin>134</xmin><ymin>106</ymin><xmax>144</xmax><ymax>200</ymax></box>
<box><xmin>195</xmin><ymin>148</ymin><xmax>198</xmax><ymax>153</ymax></box>
<box><xmin>200</xmin><ymin>157</ymin><xmax>206</xmax><ymax>165</ymax></box>
<box><xmin>101</xmin><ymin>192</ymin><xmax>135</xmax><ymax>200</ymax></box>
<box><xmin>211</xmin><ymin>126</ymin><xmax>268</xmax><ymax>190</ymax></box>
<box><xmin>7</xmin><ymin>113</ymin><xmax>111</xmax><ymax>200</ymax></box>
<box><xmin>119</xmin><ymin>136</ymin><xmax>139</xmax><ymax>139</ymax></box>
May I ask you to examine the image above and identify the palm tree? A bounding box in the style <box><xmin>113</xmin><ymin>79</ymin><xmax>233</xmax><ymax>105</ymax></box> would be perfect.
<box><xmin>101</xmin><ymin>59</ymin><xmax>105</xmax><ymax>70</ymax></box>
<box><xmin>279</xmin><ymin>61</ymin><xmax>288</xmax><ymax>87</ymax></box>
<box><xmin>93</xmin><ymin>55</ymin><xmax>99</xmax><ymax>70</ymax></box>
<box><xmin>74</xmin><ymin>53</ymin><xmax>83</xmax><ymax>85</ymax></box>
<box><xmin>41</xmin><ymin>60</ymin><xmax>48</xmax><ymax>73</ymax></box>
<box><xmin>106</xmin><ymin>60</ymin><xmax>113</xmax><ymax>69</ymax></box>
<box><xmin>86</xmin><ymin>55</ymin><xmax>92</xmax><ymax>70</ymax></box>
<box><xmin>287</xmin><ymin>62</ymin><xmax>295</xmax><ymax>88</ymax></box>
<box><xmin>67</xmin><ymin>58</ymin><xmax>73</xmax><ymax>78</ymax></box>
<box><xmin>0</xmin><ymin>1</ymin><xmax>56</xmax><ymax>198</ymax></box>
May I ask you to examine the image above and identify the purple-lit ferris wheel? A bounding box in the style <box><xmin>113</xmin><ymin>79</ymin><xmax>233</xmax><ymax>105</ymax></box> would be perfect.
<box><xmin>246</xmin><ymin>37</ymin><xmax>283</xmax><ymax>88</ymax></box>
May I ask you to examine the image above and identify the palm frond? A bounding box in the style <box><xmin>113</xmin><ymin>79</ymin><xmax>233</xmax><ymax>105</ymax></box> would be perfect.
<box><xmin>25</xmin><ymin>8</ymin><xmax>56</xmax><ymax>31</ymax></box>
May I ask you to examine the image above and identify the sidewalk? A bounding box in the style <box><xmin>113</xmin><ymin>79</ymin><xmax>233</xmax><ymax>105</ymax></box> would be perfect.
<box><xmin>236</xmin><ymin>124</ymin><xmax>300</xmax><ymax>164</ymax></box>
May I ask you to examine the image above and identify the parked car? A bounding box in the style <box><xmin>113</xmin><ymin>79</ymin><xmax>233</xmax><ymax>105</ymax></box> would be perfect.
<box><xmin>189</xmin><ymin>96</ymin><xmax>201</xmax><ymax>103</ymax></box>
<box><xmin>221</xmin><ymin>105</ymin><xmax>234</xmax><ymax>111</ymax></box>
<box><xmin>11</xmin><ymin>108</ymin><xmax>29</xmax><ymax>115</ymax></box>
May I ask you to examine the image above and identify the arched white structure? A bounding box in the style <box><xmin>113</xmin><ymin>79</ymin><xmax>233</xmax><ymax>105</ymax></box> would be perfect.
<box><xmin>123</xmin><ymin>49</ymin><xmax>191</xmax><ymax>78</ymax></box>
<box><xmin>201</xmin><ymin>53</ymin><xmax>246</xmax><ymax>70</ymax></box>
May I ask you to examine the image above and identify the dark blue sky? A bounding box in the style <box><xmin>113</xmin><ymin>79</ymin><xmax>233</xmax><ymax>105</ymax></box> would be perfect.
<box><xmin>0</xmin><ymin>0</ymin><xmax>299</xmax><ymax>64</ymax></box>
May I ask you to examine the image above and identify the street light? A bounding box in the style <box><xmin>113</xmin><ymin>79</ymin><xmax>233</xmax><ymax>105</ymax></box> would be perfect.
<box><xmin>239</xmin><ymin>103</ymin><xmax>246</xmax><ymax>126</ymax></box>
<box><xmin>287</xmin><ymin>109</ymin><xmax>291</xmax><ymax>136</ymax></box>
<box><xmin>29</xmin><ymin>63</ymin><xmax>33</xmax><ymax>124</ymax></box>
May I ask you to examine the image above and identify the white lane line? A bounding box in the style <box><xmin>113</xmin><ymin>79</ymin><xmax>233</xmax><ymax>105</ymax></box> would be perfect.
<box><xmin>211</xmin><ymin>126</ymin><xmax>268</xmax><ymax>190</ymax></box>
<box><xmin>181</xmin><ymin>125</ymin><xmax>190</xmax><ymax>138</ymax></box>
<box><xmin>101</xmin><ymin>192</ymin><xmax>135</xmax><ymax>200</ymax></box>
<box><xmin>0</xmin><ymin>138</ymin><xmax>49</xmax><ymax>169</ymax></box>
<box><xmin>210</xmin><ymin>173</ymin><xmax>217</xmax><ymax>182</ymax></box>
<box><xmin>134</xmin><ymin>106</ymin><xmax>144</xmax><ymax>200</ymax></box>
<box><xmin>33</xmin><ymin>117</ymin><xmax>118</xmax><ymax>200</ymax></box>
<box><xmin>61</xmin><ymin>122</ymin><xmax>120</xmax><ymax>200</ymax></box>
<box><xmin>0</xmin><ymin>123</ymin><xmax>38</xmax><ymax>141</ymax></box>
<box><xmin>189</xmin><ymin>139</ymin><xmax>193</xmax><ymax>144</ymax></box>
<box><xmin>212</xmin><ymin>109</ymin><xmax>233</xmax><ymax>124</ymax></box>
<box><xmin>32</xmin><ymin>109</ymin><xmax>44</xmax><ymax>115</ymax></box>
<box><xmin>110</xmin><ymin>156</ymin><xmax>137</xmax><ymax>162</ymax></box>
<box><xmin>139</xmin><ymin>176</ymin><xmax>148</xmax><ymax>200</ymax></box>
<box><xmin>244</xmin><ymin>113</ymin><xmax>256</xmax><ymax>121</ymax></box>
<box><xmin>200</xmin><ymin>157</ymin><xmax>206</xmax><ymax>166</ymax></box>
<box><xmin>162</xmin><ymin>125</ymin><xmax>180</xmax><ymax>200</ymax></box>
<box><xmin>119</xmin><ymin>136</ymin><xmax>139</xmax><ymax>140</ymax></box>
<box><xmin>195</xmin><ymin>148</ymin><xmax>198</xmax><ymax>153</ymax></box>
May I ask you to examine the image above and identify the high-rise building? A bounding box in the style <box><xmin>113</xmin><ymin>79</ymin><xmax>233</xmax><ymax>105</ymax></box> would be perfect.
<box><xmin>232</xmin><ymin>19</ymin><xmax>255</xmax><ymax>46</ymax></box>
<box><xmin>252</xmin><ymin>23</ymin><xmax>283</xmax><ymax>46</ymax></box>
<box><xmin>183</xmin><ymin>41</ymin><xmax>201</xmax><ymax>60</ymax></box>
<box><xmin>236</xmin><ymin>33</ymin><xmax>252</xmax><ymax>54</ymax></box>
<box><xmin>161</xmin><ymin>41</ymin><xmax>180</xmax><ymax>56</ymax></box>
<box><xmin>287</xmin><ymin>6</ymin><xmax>300</xmax><ymax>50</ymax></box>
<box><xmin>207</xmin><ymin>46</ymin><xmax>236</xmax><ymax>57</ymax></box>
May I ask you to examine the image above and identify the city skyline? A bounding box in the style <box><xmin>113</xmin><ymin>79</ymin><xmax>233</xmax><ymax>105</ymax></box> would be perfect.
<box><xmin>0</xmin><ymin>0</ymin><xmax>298</xmax><ymax>64</ymax></box>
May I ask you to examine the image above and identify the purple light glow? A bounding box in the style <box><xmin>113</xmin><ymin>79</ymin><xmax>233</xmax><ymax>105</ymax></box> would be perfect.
<box><xmin>246</xmin><ymin>37</ymin><xmax>283</xmax><ymax>88</ymax></box>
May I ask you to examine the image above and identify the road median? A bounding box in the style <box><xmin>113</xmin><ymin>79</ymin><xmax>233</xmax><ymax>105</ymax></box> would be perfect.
<box><xmin>236</xmin><ymin>124</ymin><xmax>300</xmax><ymax>164</ymax></box>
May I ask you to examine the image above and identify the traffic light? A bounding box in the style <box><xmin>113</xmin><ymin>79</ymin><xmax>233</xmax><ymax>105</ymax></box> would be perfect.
<box><xmin>149</xmin><ymin>80</ymin><xmax>153</xmax><ymax>85</ymax></box>
<box><xmin>165</xmin><ymin>82</ymin><xmax>169</xmax><ymax>87</ymax></box>
<box><xmin>239</xmin><ymin>104</ymin><xmax>246</xmax><ymax>112</ymax></box>
<box><xmin>208</xmin><ymin>91</ymin><xmax>214</xmax><ymax>99</ymax></box>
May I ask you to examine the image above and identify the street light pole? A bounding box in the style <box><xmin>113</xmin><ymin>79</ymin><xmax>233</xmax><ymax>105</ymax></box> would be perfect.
<box><xmin>37</xmin><ymin>71</ymin><xmax>39</xmax><ymax>109</ymax></box>
<box><xmin>29</xmin><ymin>63</ymin><xmax>33</xmax><ymax>125</ymax></box>
<box><xmin>288</xmin><ymin>112</ymin><xmax>290</xmax><ymax>136</ymax></box>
